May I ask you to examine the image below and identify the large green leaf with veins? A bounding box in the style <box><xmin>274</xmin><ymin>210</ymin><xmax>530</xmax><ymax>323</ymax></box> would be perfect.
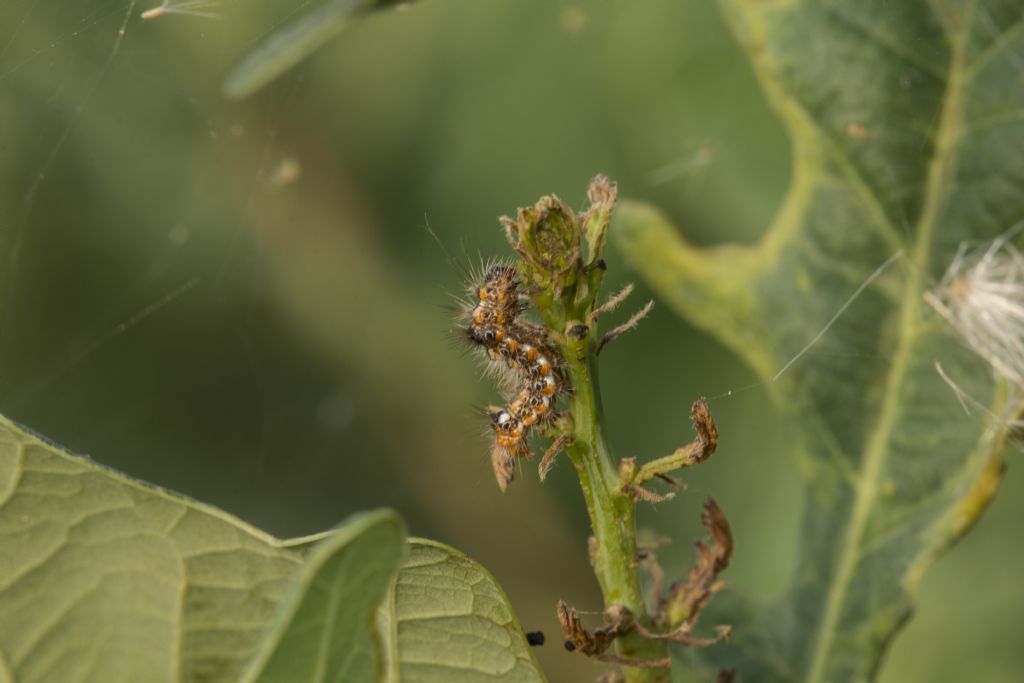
<box><xmin>614</xmin><ymin>1</ymin><xmax>1021</xmax><ymax>681</ymax></box>
<box><xmin>0</xmin><ymin>415</ymin><xmax>545</xmax><ymax>682</ymax></box>
<box><xmin>0</xmin><ymin>416</ymin><xmax>306</xmax><ymax>683</ymax></box>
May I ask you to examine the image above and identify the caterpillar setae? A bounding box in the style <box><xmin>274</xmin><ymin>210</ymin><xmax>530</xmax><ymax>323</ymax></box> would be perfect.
<box><xmin>463</xmin><ymin>264</ymin><xmax>566</xmax><ymax>490</ymax></box>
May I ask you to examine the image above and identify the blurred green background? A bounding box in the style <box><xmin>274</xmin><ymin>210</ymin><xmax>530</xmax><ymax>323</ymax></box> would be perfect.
<box><xmin>1</xmin><ymin>1</ymin><xmax>1021</xmax><ymax>681</ymax></box>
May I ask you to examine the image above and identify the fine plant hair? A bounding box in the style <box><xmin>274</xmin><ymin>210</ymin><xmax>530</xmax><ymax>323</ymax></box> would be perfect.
<box><xmin>924</xmin><ymin>224</ymin><xmax>1024</xmax><ymax>388</ymax></box>
<box><xmin>457</xmin><ymin>177</ymin><xmax>731</xmax><ymax>683</ymax></box>
<box><xmin>925</xmin><ymin>224</ymin><xmax>1024</xmax><ymax>432</ymax></box>
<box><xmin>140</xmin><ymin>0</ymin><xmax>221</xmax><ymax>20</ymax></box>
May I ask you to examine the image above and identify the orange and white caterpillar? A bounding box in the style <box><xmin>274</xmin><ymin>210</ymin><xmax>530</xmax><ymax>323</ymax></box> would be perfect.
<box><xmin>463</xmin><ymin>264</ymin><xmax>565</xmax><ymax>490</ymax></box>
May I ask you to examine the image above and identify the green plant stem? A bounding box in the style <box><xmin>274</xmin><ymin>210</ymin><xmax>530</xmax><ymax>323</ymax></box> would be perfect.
<box><xmin>558</xmin><ymin>331</ymin><xmax>671</xmax><ymax>683</ymax></box>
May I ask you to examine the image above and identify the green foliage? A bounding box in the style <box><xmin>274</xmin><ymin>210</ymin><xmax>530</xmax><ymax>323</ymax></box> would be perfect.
<box><xmin>240</xmin><ymin>510</ymin><xmax>405</xmax><ymax>683</ymax></box>
<box><xmin>3</xmin><ymin>1</ymin><xmax>1021</xmax><ymax>681</ymax></box>
<box><xmin>0</xmin><ymin>416</ymin><xmax>544</xmax><ymax>682</ymax></box>
<box><xmin>614</xmin><ymin>1</ymin><xmax>1019</xmax><ymax>681</ymax></box>
<box><xmin>379</xmin><ymin>540</ymin><xmax>547</xmax><ymax>683</ymax></box>
<box><xmin>223</xmin><ymin>0</ymin><xmax>415</xmax><ymax>99</ymax></box>
<box><xmin>0</xmin><ymin>415</ymin><xmax>303</xmax><ymax>682</ymax></box>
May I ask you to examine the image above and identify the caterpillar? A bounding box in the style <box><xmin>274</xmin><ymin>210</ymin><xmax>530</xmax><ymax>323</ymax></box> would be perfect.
<box><xmin>463</xmin><ymin>264</ymin><xmax>566</xmax><ymax>490</ymax></box>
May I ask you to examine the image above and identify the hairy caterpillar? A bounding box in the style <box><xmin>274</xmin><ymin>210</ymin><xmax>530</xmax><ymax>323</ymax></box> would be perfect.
<box><xmin>463</xmin><ymin>264</ymin><xmax>566</xmax><ymax>490</ymax></box>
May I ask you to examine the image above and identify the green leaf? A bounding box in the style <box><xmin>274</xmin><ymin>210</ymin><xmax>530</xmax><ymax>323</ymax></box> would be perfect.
<box><xmin>613</xmin><ymin>2</ymin><xmax>1019</xmax><ymax>681</ymax></box>
<box><xmin>0</xmin><ymin>415</ymin><xmax>545</xmax><ymax>682</ymax></box>
<box><xmin>223</xmin><ymin>0</ymin><xmax>416</xmax><ymax>100</ymax></box>
<box><xmin>378</xmin><ymin>539</ymin><xmax>548</xmax><ymax>683</ymax></box>
<box><xmin>240</xmin><ymin>510</ymin><xmax>406</xmax><ymax>683</ymax></box>
<box><xmin>0</xmin><ymin>414</ymin><xmax>306</xmax><ymax>683</ymax></box>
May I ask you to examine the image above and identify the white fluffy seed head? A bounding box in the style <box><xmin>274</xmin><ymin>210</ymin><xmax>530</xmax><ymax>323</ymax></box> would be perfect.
<box><xmin>925</xmin><ymin>229</ymin><xmax>1024</xmax><ymax>387</ymax></box>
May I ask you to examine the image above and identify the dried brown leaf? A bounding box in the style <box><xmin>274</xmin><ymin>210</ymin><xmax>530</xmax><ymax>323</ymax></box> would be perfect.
<box><xmin>557</xmin><ymin>601</ymin><xmax>632</xmax><ymax>657</ymax></box>
<box><xmin>715</xmin><ymin>668</ymin><xmax>737</xmax><ymax>683</ymax></box>
<box><xmin>664</xmin><ymin>497</ymin><xmax>733</xmax><ymax>628</ymax></box>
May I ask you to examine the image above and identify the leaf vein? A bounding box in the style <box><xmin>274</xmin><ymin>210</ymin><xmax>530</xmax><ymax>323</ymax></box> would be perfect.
<box><xmin>801</xmin><ymin>2</ymin><xmax>977</xmax><ymax>680</ymax></box>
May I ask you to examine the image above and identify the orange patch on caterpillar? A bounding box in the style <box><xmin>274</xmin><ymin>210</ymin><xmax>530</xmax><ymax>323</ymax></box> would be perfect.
<box><xmin>534</xmin><ymin>375</ymin><xmax>558</xmax><ymax>396</ymax></box>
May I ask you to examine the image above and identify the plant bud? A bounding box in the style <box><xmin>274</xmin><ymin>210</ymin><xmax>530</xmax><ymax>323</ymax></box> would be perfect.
<box><xmin>501</xmin><ymin>195</ymin><xmax>581</xmax><ymax>297</ymax></box>
<box><xmin>580</xmin><ymin>175</ymin><xmax>618</xmax><ymax>266</ymax></box>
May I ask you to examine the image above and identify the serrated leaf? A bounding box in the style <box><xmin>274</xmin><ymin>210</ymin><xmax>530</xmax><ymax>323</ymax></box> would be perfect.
<box><xmin>0</xmin><ymin>415</ymin><xmax>545</xmax><ymax>682</ymax></box>
<box><xmin>613</xmin><ymin>2</ymin><xmax>1020</xmax><ymax>681</ymax></box>
<box><xmin>378</xmin><ymin>539</ymin><xmax>547</xmax><ymax>683</ymax></box>
<box><xmin>240</xmin><ymin>509</ymin><xmax>406</xmax><ymax>683</ymax></box>
<box><xmin>223</xmin><ymin>0</ymin><xmax>415</xmax><ymax>100</ymax></box>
